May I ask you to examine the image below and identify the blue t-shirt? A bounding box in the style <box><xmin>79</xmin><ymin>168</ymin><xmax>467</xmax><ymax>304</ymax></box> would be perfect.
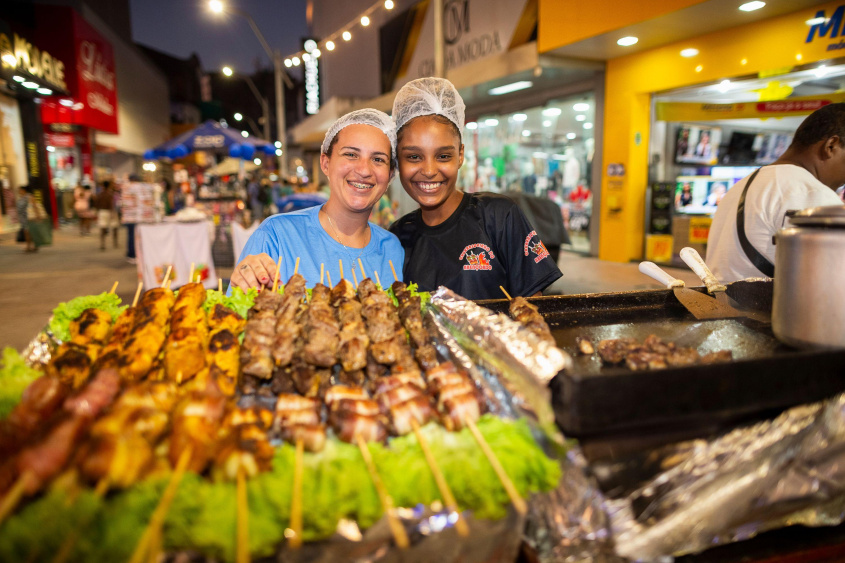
<box><xmin>230</xmin><ymin>204</ymin><xmax>404</xmax><ymax>292</ymax></box>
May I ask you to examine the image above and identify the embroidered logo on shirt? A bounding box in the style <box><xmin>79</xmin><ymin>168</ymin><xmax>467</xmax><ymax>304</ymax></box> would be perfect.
<box><xmin>524</xmin><ymin>231</ymin><xmax>550</xmax><ymax>263</ymax></box>
<box><xmin>459</xmin><ymin>243</ymin><xmax>495</xmax><ymax>271</ymax></box>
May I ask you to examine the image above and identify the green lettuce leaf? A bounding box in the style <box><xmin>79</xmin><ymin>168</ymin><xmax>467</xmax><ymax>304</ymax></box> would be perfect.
<box><xmin>203</xmin><ymin>287</ymin><xmax>257</xmax><ymax>319</ymax></box>
<box><xmin>0</xmin><ymin>348</ymin><xmax>43</xmax><ymax>419</ymax></box>
<box><xmin>48</xmin><ymin>293</ymin><xmax>126</xmax><ymax>342</ymax></box>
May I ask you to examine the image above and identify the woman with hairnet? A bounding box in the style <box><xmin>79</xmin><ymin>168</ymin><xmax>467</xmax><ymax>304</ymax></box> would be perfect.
<box><xmin>229</xmin><ymin>109</ymin><xmax>404</xmax><ymax>291</ymax></box>
<box><xmin>389</xmin><ymin>77</ymin><xmax>561</xmax><ymax>300</ymax></box>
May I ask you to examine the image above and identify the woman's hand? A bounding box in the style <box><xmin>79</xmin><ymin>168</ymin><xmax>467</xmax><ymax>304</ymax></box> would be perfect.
<box><xmin>231</xmin><ymin>253</ymin><xmax>278</xmax><ymax>291</ymax></box>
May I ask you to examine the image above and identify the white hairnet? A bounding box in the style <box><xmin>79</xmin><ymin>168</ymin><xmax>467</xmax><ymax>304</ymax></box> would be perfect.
<box><xmin>321</xmin><ymin>108</ymin><xmax>397</xmax><ymax>161</ymax></box>
<box><xmin>392</xmin><ymin>77</ymin><xmax>466</xmax><ymax>141</ymax></box>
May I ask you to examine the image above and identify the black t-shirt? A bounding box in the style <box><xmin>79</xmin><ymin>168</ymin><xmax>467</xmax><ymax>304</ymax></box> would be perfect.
<box><xmin>390</xmin><ymin>192</ymin><xmax>563</xmax><ymax>300</ymax></box>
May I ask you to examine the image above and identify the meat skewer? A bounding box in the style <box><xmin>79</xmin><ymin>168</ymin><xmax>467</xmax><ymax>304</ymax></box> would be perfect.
<box><xmin>109</xmin><ymin>281</ymin><xmax>119</xmax><ymax>294</ymax></box>
<box><xmin>132</xmin><ymin>281</ymin><xmax>143</xmax><ymax>307</ymax></box>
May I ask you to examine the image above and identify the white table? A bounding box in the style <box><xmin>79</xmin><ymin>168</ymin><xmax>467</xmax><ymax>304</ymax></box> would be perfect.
<box><xmin>136</xmin><ymin>220</ymin><xmax>218</xmax><ymax>289</ymax></box>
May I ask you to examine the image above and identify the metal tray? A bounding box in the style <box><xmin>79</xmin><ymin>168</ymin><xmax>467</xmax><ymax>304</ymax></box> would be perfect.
<box><xmin>478</xmin><ymin>281</ymin><xmax>845</xmax><ymax>442</ymax></box>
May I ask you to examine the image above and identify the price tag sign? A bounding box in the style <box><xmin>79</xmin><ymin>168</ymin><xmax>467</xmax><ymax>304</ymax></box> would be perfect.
<box><xmin>689</xmin><ymin>217</ymin><xmax>712</xmax><ymax>243</ymax></box>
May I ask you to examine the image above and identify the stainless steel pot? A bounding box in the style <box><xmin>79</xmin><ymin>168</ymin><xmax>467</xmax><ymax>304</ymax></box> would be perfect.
<box><xmin>772</xmin><ymin>205</ymin><xmax>845</xmax><ymax>349</ymax></box>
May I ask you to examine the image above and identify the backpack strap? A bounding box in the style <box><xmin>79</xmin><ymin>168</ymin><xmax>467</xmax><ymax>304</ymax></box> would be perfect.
<box><xmin>735</xmin><ymin>168</ymin><xmax>775</xmax><ymax>277</ymax></box>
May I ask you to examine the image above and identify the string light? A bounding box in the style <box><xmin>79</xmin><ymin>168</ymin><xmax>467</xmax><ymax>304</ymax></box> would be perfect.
<box><xmin>361</xmin><ymin>16</ymin><xmax>370</xmax><ymax>26</ymax></box>
<box><xmin>385</xmin><ymin>0</ymin><xmax>394</xmax><ymax>8</ymax></box>
<box><xmin>292</xmin><ymin>56</ymin><xmax>301</xmax><ymax>66</ymax></box>
<box><xmin>326</xmin><ymin>41</ymin><xmax>335</xmax><ymax>51</ymax></box>
<box><xmin>342</xmin><ymin>31</ymin><xmax>352</xmax><ymax>41</ymax></box>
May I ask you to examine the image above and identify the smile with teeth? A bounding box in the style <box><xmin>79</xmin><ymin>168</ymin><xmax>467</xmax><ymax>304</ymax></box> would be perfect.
<box><xmin>347</xmin><ymin>180</ymin><xmax>374</xmax><ymax>190</ymax></box>
<box><xmin>414</xmin><ymin>181</ymin><xmax>444</xmax><ymax>192</ymax></box>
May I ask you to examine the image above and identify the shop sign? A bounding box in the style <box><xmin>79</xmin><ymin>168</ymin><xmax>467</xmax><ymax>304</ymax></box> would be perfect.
<box><xmin>385</xmin><ymin>0</ymin><xmax>532</xmax><ymax>88</ymax></box>
<box><xmin>645</xmin><ymin>234</ymin><xmax>673</xmax><ymax>264</ymax></box>
<box><xmin>0</xmin><ymin>21</ymin><xmax>69</xmax><ymax>92</ymax></box>
<box><xmin>45</xmin><ymin>133</ymin><xmax>74</xmax><ymax>148</ymax></box>
<box><xmin>73</xmin><ymin>16</ymin><xmax>117</xmax><ymax>134</ymax></box>
<box><xmin>688</xmin><ymin>217</ymin><xmax>712</xmax><ymax>244</ymax></box>
<box><xmin>656</xmin><ymin>93</ymin><xmax>845</xmax><ymax>121</ymax></box>
<box><xmin>193</xmin><ymin>135</ymin><xmax>225</xmax><ymax>149</ymax></box>
<box><xmin>805</xmin><ymin>6</ymin><xmax>845</xmax><ymax>50</ymax></box>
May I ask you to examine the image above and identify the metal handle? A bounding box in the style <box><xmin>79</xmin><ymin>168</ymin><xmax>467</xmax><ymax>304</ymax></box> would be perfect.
<box><xmin>679</xmin><ymin>247</ymin><xmax>727</xmax><ymax>293</ymax></box>
<box><xmin>639</xmin><ymin>261</ymin><xmax>685</xmax><ymax>288</ymax></box>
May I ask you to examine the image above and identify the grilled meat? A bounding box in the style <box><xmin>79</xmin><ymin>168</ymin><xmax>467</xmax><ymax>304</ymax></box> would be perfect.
<box><xmin>509</xmin><ymin>296</ymin><xmax>555</xmax><ymax>345</ymax></box>
<box><xmin>574</xmin><ymin>336</ymin><xmax>595</xmax><ymax>355</ymax></box>
<box><xmin>69</xmin><ymin>308</ymin><xmax>112</xmax><ymax>346</ymax></box>
<box><xmin>701</xmin><ymin>350</ymin><xmax>733</xmax><ymax>364</ymax></box>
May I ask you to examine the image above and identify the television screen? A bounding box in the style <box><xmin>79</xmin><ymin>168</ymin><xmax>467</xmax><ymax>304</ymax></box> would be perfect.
<box><xmin>722</xmin><ymin>132</ymin><xmax>760</xmax><ymax>165</ymax></box>
<box><xmin>675</xmin><ymin>125</ymin><xmax>722</xmax><ymax>165</ymax></box>
<box><xmin>756</xmin><ymin>133</ymin><xmax>792</xmax><ymax>164</ymax></box>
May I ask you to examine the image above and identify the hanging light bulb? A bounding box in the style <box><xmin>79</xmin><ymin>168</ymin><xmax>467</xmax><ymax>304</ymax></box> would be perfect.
<box><xmin>342</xmin><ymin>31</ymin><xmax>352</xmax><ymax>41</ymax></box>
<box><xmin>361</xmin><ymin>16</ymin><xmax>370</xmax><ymax>26</ymax></box>
<box><xmin>326</xmin><ymin>40</ymin><xmax>335</xmax><ymax>51</ymax></box>
<box><xmin>385</xmin><ymin>0</ymin><xmax>394</xmax><ymax>8</ymax></box>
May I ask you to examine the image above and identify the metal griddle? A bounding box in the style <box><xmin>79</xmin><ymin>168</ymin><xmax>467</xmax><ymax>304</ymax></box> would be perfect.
<box><xmin>478</xmin><ymin>281</ymin><xmax>845</xmax><ymax>453</ymax></box>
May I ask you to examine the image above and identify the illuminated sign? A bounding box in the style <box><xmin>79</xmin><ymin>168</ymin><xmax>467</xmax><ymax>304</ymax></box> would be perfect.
<box><xmin>0</xmin><ymin>29</ymin><xmax>67</xmax><ymax>91</ymax></box>
<box><xmin>806</xmin><ymin>6</ymin><xmax>845</xmax><ymax>46</ymax></box>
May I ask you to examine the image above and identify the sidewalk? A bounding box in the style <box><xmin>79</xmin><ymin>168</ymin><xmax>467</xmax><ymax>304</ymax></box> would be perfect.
<box><xmin>0</xmin><ymin>225</ymin><xmax>701</xmax><ymax>352</ymax></box>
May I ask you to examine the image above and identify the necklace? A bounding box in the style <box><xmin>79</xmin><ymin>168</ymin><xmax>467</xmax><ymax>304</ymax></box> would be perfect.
<box><xmin>323</xmin><ymin>208</ymin><xmax>368</xmax><ymax>265</ymax></box>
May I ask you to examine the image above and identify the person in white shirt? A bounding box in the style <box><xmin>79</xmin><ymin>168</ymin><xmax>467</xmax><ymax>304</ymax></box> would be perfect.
<box><xmin>707</xmin><ymin>103</ymin><xmax>845</xmax><ymax>282</ymax></box>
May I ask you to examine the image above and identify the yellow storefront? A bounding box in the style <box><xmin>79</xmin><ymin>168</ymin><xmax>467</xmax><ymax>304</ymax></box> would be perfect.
<box><xmin>540</xmin><ymin>0</ymin><xmax>843</xmax><ymax>262</ymax></box>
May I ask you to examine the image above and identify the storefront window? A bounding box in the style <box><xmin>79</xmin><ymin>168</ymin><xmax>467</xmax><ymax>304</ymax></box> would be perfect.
<box><xmin>461</xmin><ymin>93</ymin><xmax>595</xmax><ymax>253</ymax></box>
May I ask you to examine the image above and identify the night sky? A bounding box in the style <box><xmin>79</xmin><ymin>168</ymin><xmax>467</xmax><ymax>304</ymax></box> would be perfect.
<box><xmin>130</xmin><ymin>0</ymin><xmax>309</xmax><ymax>74</ymax></box>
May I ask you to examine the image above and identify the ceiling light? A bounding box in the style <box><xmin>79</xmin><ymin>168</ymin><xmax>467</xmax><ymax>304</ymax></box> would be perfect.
<box><xmin>59</xmin><ymin>99</ymin><xmax>74</xmax><ymax>107</ymax></box>
<box><xmin>253</xmin><ymin>158</ymin><xmax>261</xmax><ymax>165</ymax></box>
<box><xmin>717</xmin><ymin>79</ymin><xmax>731</xmax><ymax>92</ymax></box>
<box><xmin>815</xmin><ymin>65</ymin><xmax>828</xmax><ymax>77</ymax></box>
<box><xmin>36</xmin><ymin>87</ymin><xmax>52</xmax><ymax>95</ymax></box>
<box><xmin>522</xmin><ymin>130</ymin><xmax>531</xmax><ymax>137</ymax></box>
<box><xmin>542</xmin><ymin>107</ymin><xmax>561</xmax><ymax>117</ymax></box>
<box><xmin>739</xmin><ymin>1</ymin><xmax>765</xmax><ymax>12</ymax></box>
<box><xmin>284</xmin><ymin>59</ymin><xmax>292</xmax><ymax>67</ymax></box>
<box><xmin>361</xmin><ymin>16</ymin><xmax>370</xmax><ymax>26</ymax></box>
<box><xmin>241</xmin><ymin>130</ymin><xmax>249</xmax><ymax>137</ymax></box>
<box><xmin>488</xmin><ymin>81</ymin><xmax>532</xmax><ymax>95</ymax></box>
<box><xmin>680</xmin><ymin>48</ymin><xmax>699</xmax><ymax>57</ymax></box>
<box><xmin>573</xmin><ymin>102</ymin><xmax>589</xmax><ymax>111</ymax></box>
<box><xmin>484</xmin><ymin>118</ymin><xmax>499</xmax><ymax>126</ymax></box>
<box><xmin>292</xmin><ymin>56</ymin><xmax>301</xmax><ymax>66</ymax></box>
<box><xmin>385</xmin><ymin>0</ymin><xmax>395</xmax><ymax>8</ymax></box>
<box><xmin>566</xmin><ymin>132</ymin><xmax>577</xmax><ymax>139</ymax></box>
<box><xmin>22</xmin><ymin>81</ymin><xmax>39</xmax><ymax>89</ymax></box>
<box><xmin>542</xmin><ymin>120</ymin><xmax>552</xmax><ymax>127</ymax></box>
<box><xmin>512</xmin><ymin>113</ymin><xmax>528</xmax><ymax>122</ymax></box>
<box><xmin>575</xmin><ymin>114</ymin><xmax>586</xmax><ymax>122</ymax></box>
<box><xmin>326</xmin><ymin>41</ymin><xmax>335</xmax><ymax>51</ymax></box>
<box><xmin>1</xmin><ymin>54</ymin><xmax>16</xmax><ymax>66</ymax></box>
<box><xmin>342</xmin><ymin>31</ymin><xmax>352</xmax><ymax>41</ymax></box>
<box><xmin>617</xmin><ymin>36</ymin><xmax>638</xmax><ymax>47</ymax></box>
<box><xmin>806</xmin><ymin>16</ymin><xmax>827</xmax><ymax>26</ymax></box>
<box><xmin>695</xmin><ymin>65</ymin><xmax>703</xmax><ymax>72</ymax></box>
<box><xmin>12</xmin><ymin>75</ymin><xmax>25</xmax><ymax>83</ymax></box>
<box><xmin>583</xmin><ymin>122</ymin><xmax>593</xmax><ymax>130</ymax></box>
<box><xmin>234</xmin><ymin>112</ymin><xmax>243</xmax><ymax>121</ymax></box>
<box><xmin>304</xmin><ymin>39</ymin><xmax>317</xmax><ymax>53</ymax></box>
<box><xmin>466</xmin><ymin>122</ymin><xmax>478</xmax><ymax>130</ymax></box>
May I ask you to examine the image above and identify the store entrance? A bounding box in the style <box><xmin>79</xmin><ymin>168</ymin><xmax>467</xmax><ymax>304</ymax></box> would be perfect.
<box><xmin>649</xmin><ymin>61</ymin><xmax>845</xmax><ymax>264</ymax></box>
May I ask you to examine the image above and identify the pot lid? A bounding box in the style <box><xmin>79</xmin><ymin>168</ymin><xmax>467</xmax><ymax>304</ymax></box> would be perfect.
<box><xmin>787</xmin><ymin>205</ymin><xmax>845</xmax><ymax>227</ymax></box>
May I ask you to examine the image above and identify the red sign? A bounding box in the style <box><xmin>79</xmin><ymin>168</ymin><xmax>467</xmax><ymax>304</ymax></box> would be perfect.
<box><xmin>45</xmin><ymin>133</ymin><xmax>74</xmax><ymax>147</ymax></box>
<box><xmin>756</xmin><ymin>100</ymin><xmax>831</xmax><ymax>113</ymax></box>
<box><xmin>34</xmin><ymin>7</ymin><xmax>118</xmax><ymax>134</ymax></box>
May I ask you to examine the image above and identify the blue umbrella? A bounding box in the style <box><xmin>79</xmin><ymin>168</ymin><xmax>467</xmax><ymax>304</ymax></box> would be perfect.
<box><xmin>146</xmin><ymin>120</ymin><xmax>275</xmax><ymax>160</ymax></box>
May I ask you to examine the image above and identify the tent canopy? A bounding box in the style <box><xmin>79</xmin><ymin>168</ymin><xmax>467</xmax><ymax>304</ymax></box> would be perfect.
<box><xmin>144</xmin><ymin>120</ymin><xmax>275</xmax><ymax>161</ymax></box>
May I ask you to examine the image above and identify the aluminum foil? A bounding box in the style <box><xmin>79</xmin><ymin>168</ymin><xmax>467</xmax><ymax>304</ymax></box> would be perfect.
<box><xmin>608</xmin><ymin>393</ymin><xmax>845</xmax><ymax>561</ymax></box>
<box><xmin>22</xmin><ymin>324</ymin><xmax>57</xmax><ymax>367</ymax></box>
<box><xmin>429</xmin><ymin>287</ymin><xmax>572</xmax><ymax>434</ymax></box>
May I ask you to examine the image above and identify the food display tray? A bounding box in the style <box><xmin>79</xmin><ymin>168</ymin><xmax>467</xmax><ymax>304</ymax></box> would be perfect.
<box><xmin>478</xmin><ymin>281</ymin><xmax>845</xmax><ymax>442</ymax></box>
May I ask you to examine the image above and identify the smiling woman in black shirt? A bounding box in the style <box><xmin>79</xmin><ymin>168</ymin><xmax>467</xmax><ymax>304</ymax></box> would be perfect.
<box><xmin>389</xmin><ymin>78</ymin><xmax>562</xmax><ymax>300</ymax></box>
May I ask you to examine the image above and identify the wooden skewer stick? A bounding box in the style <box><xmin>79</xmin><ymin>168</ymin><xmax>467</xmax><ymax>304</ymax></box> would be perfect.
<box><xmin>320</xmin><ymin>263</ymin><xmax>325</xmax><ymax>286</ymax></box>
<box><xmin>326</xmin><ymin>270</ymin><xmax>332</xmax><ymax>289</ymax></box>
<box><xmin>51</xmin><ymin>478</ymin><xmax>112</xmax><ymax>563</ymax></box>
<box><xmin>272</xmin><ymin>257</ymin><xmax>283</xmax><ymax>292</ymax></box>
<box><xmin>338</xmin><ymin>259</ymin><xmax>344</xmax><ymax>280</ymax></box>
<box><xmin>358</xmin><ymin>258</ymin><xmax>367</xmax><ymax>280</ymax></box>
<box><xmin>499</xmin><ymin>286</ymin><xmax>513</xmax><ymax>301</ymax></box>
<box><xmin>109</xmin><ymin>281</ymin><xmax>119</xmax><ymax>294</ymax></box>
<box><xmin>288</xmin><ymin>438</ymin><xmax>305</xmax><ymax>549</ymax></box>
<box><xmin>236</xmin><ymin>465</ymin><xmax>250</xmax><ymax>563</ymax></box>
<box><xmin>294</xmin><ymin>257</ymin><xmax>300</xmax><ymax>276</ymax></box>
<box><xmin>128</xmin><ymin>446</ymin><xmax>193</xmax><ymax>563</ymax></box>
<box><xmin>410</xmin><ymin>419</ymin><xmax>469</xmax><ymax>537</ymax></box>
<box><xmin>0</xmin><ymin>471</ymin><xmax>32</xmax><ymax>526</ymax></box>
<box><xmin>218</xmin><ymin>277</ymin><xmax>223</xmax><ymax>294</ymax></box>
<box><xmin>188</xmin><ymin>263</ymin><xmax>195</xmax><ymax>284</ymax></box>
<box><xmin>132</xmin><ymin>282</ymin><xmax>144</xmax><ymax>307</ymax></box>
<box><xmin>351</xmin><ymin>267</ymin><xmax>359</xmax><ymax>288</ymax></box>
<box><xmin>160</xmin><ymin>265</ymin><xmax>173</xmax><ymax>289</ymax></box>
<box><xmin>464</xmin><ymin>418</ymin><xmax>527</xmax><ymax>515</ymax></box>
<box><xmin>356</xmin><ymin>435</ymin><xmax>409</xmax><ymax>549</ymax></box>
<box><xmin>389</xmin><ymin>260</ymin><xmax>398</xmax><ymax>283</ymax></box>
<box><xmin>373</xmin><ymin>270</ymin><xmax>382</xmax><ymax>289</ymax></box>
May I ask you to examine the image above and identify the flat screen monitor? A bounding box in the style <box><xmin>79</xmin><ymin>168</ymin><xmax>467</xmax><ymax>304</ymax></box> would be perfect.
<box><xmin>675</xmin><ymin>125</ymin><xmax>722</xmax><ymax>165</ymax></box>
